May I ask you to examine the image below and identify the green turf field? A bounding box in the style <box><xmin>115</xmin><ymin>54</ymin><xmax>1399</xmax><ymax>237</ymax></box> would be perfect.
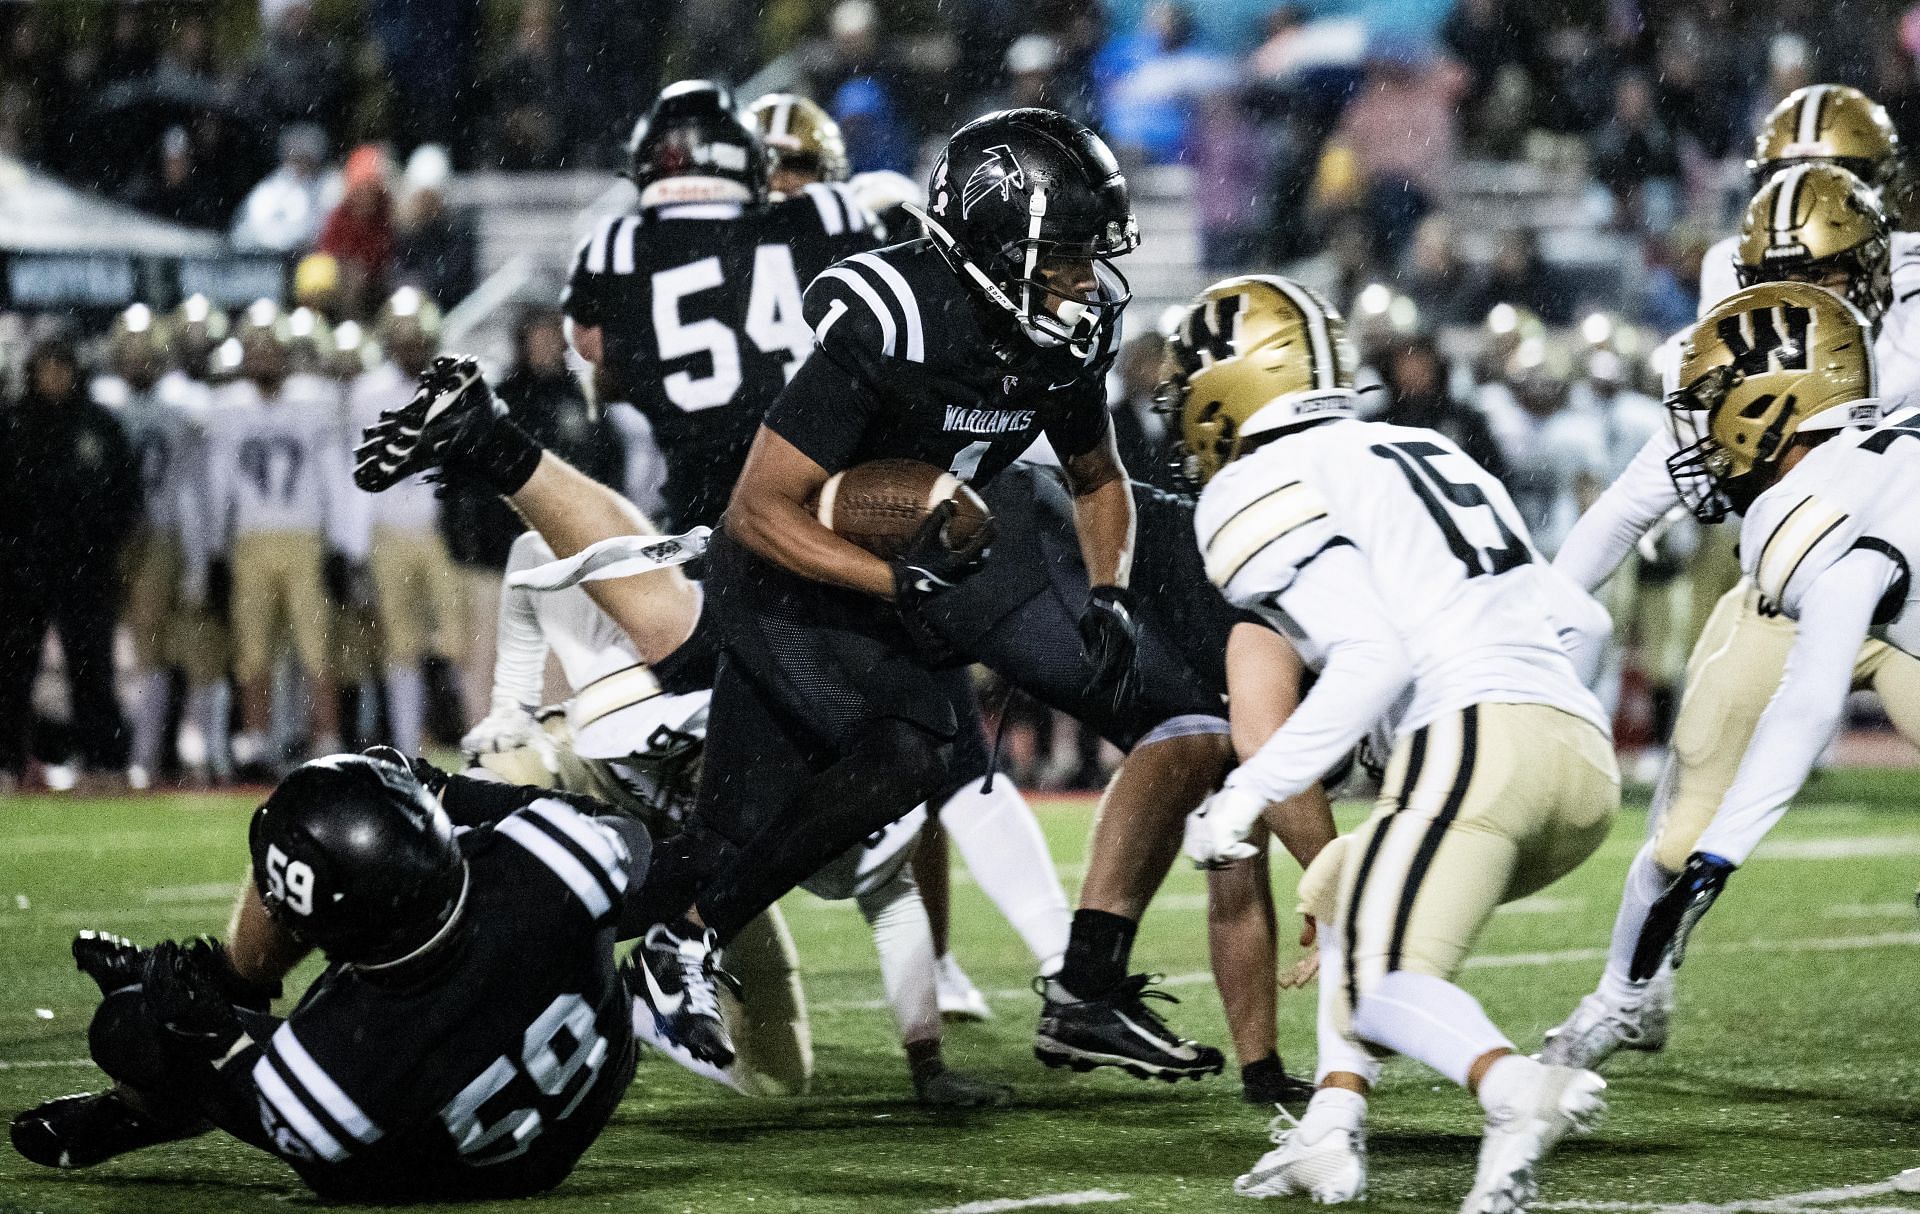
<box><xmin>3</xmin><ymin>771</ymin><xmax>1918</xmax><ymax>1214</ymax></box>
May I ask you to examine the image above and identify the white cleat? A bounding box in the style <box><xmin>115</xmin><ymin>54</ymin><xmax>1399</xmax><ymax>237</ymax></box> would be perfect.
<box><xmin>1539</xmin><ymin>978</ymin><xmax>1670</xmax><ymax>1071</ymax></box>
<box><xmin>936</xmin><ymin>953</ymin><xmax>994</xmax><ymax>1022</ymax></box>
<box><xmin>1234</xmin><ymin>1110</ymin><xmax>1367</xmax><ymax>1202</ymax></box>
<box><xmin>1461</xmin><ymin>1065</ymin><xmax>1606</xmax><ymax>1214</ymax></box>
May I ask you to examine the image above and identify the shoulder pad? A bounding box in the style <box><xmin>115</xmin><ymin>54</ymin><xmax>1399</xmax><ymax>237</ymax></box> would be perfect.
<box><xmin>1747</xmin><ymin>489</ymin><xmax>1862</xmax><ymax>616</ymax></box>
<box><xmin>1196</xmin><ymin>460</ymin><xmax>1340</xmax><ymax>604</ymax></box>
<box><xmin>805</xmin><ymin>251</ymin><xmax>927</xmax><ymax>364</ymax></box>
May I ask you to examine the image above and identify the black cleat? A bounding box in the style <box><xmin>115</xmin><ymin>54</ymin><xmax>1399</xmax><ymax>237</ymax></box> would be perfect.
<box><xmin>914</xmin><ymin>1066</ymin><xmax>1014</xmax><ymax>1109</ymax></box>
<box><xmin>10</xmin><ymin>1091</ymin><xmax>206</xmax><ymax>1169</ymax></box>
<box><xmin>353</xmin><ymin>354</ymin><xmax>504</xmax><ymax>492</ymax></box>
<box><xmin>623</xmin><ymin>922</ymin><xmax>738</xmax><ymax>1068</ymax></box>
<box><xmin>1241</xmin><ymin>1058</ymin><xmax>1318</xmax><ymax>1109</ymax></box>
<box><xmin>1033</xmin><ymin>974</ymin><xmax>1225</xmax><ymax>1082</ymax></box>
<box><xmin>72</xmin><ymin>931</ymin><xmax>148</xmax><ymax>996</ymax></box>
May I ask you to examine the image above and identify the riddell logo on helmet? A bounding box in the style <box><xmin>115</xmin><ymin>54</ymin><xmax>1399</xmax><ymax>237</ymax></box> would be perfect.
<box><xmin>962</xmin><ymin>146</ymin><xmax>1026</xmax><ymax>219</ymax></box>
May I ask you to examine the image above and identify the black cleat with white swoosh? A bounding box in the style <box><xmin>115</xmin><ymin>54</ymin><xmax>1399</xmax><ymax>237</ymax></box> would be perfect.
<box><xmin>11</xmin><ymin>1090</ymin><xmax>207</xmax><ymax>1170</ymax></box>
<box><xmin>352</xmin><ymin>354</ymin><xmax>505</xmax><ymax>493</ymax></box>
<box><xmin>1033</xmin><ymin>974</ymin><xmax>1225</xmax><ymax>1082</ymax></box>
<box><xmin>623</xmin><ymin>922</ymin><xmax>738</xmax><ymax>1069</ymax></box>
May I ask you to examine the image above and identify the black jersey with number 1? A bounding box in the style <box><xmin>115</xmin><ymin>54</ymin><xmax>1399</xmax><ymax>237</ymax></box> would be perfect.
<box><xmin>563</xmin><ymin>184</ymin><xmax>884</xmax><ymax>529</ymax></box>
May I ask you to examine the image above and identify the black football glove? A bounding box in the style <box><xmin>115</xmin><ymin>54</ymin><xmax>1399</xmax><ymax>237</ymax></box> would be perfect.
<box><xmin>1078</xmin><ymin>584</ymin><xmax>1139</xmax><ymax>710</ymax></box>
<box><xmin>142</xmin><ymin>938</ymin><xmax>247</xmax><ymax>1056</ymax></box>
<box><xmin>1629</xmin><ymin>851</ymin><xmax>1736</xmax><ymax>981</ymax></box>
<box><xmin>889</xmin><ymin>500</ymin><xmax>994</xmax><ymax>666</ymax></box>
<box><xmin>362</xmin><ymin>744</ymin><xmax>450</xmax><ymax>796</ymax></box>
<box><xmin>73</xmin><ymin>930</ymin><xmax>151</xmax><ymax>997</ymax></box>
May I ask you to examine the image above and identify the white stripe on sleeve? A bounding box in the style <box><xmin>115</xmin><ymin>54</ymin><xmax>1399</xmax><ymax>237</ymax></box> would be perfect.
<box><xmin>498</xmin><ymin>813</ymin><xmax>614</xmax><ymax>918</ymax></box>
<box><xmin>253</xmin><ymin>1057</ymin><xmax>348</xmax><ymax>1163</ymax></box>
<box><xmin>271</xmin><ymin>1025</ymin><xmax>382</xmax><ymax>1145</ymax></box>
<box><xmin>818</xmin><ymin>266</ymin><xmax>896</xmax><ymax>356</ymax></box>
<box><xmin>846</xmin><ymin>253</ymin><xmax>924</xmax><ymax>362</ymax></box>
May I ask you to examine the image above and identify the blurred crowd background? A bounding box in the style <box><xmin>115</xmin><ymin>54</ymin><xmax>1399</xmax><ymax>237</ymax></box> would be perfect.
<box><xmin>4</xmin><ymin>0</ymin><xmax>1918</xmax><ymax>791</ymax></box>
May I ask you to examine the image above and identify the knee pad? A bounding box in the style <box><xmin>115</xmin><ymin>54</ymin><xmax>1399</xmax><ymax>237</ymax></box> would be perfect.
<box><xmin>89</xmin><ymin>989</ymin><xmax>173</xmax><ymax>1092</ymax></box>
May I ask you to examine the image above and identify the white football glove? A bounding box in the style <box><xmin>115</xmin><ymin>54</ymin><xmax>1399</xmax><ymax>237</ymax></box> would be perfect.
<box><xmin>1183</xmin><ymin>780</ymin><xmax>1267</xmax><ymax>869</ymax></box>
<box><xmin>460</xmin><ymin>699</ymin><xmax>542</xmax><ymax>761</ymax></box>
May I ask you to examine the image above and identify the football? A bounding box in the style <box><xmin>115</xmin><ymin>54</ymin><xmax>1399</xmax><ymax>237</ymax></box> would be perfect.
<box><xmin>811</xmin><ymin>458</ymin><xmax>992</xmax><ymax>559</ymax></box>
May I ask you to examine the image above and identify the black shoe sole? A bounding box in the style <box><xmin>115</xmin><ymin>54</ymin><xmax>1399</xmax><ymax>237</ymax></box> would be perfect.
<box><xmin>1032</xmin><ymin>1037</ymin><xmax>1224</xmax><ymax>1083</ymax></box>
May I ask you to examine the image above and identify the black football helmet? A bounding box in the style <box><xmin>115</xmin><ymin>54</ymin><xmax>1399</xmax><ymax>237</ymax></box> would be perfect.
<box><xmin>625</xmin><ymin>79</ymin><xmax>768</xmax><ymax>209</ymax></box>
<box><xmin>248</xmin><ymin>753</ymin><xmax>467</xmax><ymax>967</ymax></box>
<box><xmin>912</xmin><ymin>108</ymin><xmax>1138</xmax><ymax>355</ymax></box>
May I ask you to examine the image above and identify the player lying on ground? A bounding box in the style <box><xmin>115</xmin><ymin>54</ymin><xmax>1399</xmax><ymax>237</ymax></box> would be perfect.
<box><xmin>1541</xmin><ymin>166</ymin><xmax>1920</xmax><ymax>1070</ymax></box>
<box><xmin>467</xmin><ymin>528</ymin><xmax>1013</xmax><ymax>1106</ymax></box>
<box><xmin>360</xmin><ymin>108</ymin><xmax>1241</xmax><ymax>1085</ymax></box>
<box><xmin>11</xmin><ymin>751</ymin><xmax>649</xmax><ymax>1199</ymax></box>
<box><xmin>1167</xmin><ymin>276</ymin><xmax>1620</xmax><ymax>1213</ymax></box>
<box><xmin>1620</xmin><ymin>283</ymin><xmax>1918</xmax><ymax>999</ymax></box>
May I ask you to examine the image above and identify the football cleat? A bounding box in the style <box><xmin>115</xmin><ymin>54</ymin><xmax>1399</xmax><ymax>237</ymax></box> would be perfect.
<box><xmin>1234</xmin><ymin>1109</ymin><xmax>1367</xmax><ymax>1202</ymax></box>
<box><xmin>1033</xmin><ymin>974</ymin><xmax>1225</xmax><ymax>1082</ymax></box>
<box><xmin>353</xmin><ymin>354</ymin><xmax>503</xmax><ymax>492</ymax></box>
<box><xmin>624</xmin><ymin>922</ymin><xmax>738</xmax><ymax>1069</ymax></box>
<box><xmin>1243</xmin><ymin>1060</ymin><xmax>1319</xmax><ymax>1109</ymax></box>
<box><xmin>72</xmin><ymin>931</ymin><xmax>149</xmax><ymax>997</ymax></box>
<box><xmin>936</xmin><ymin>953</ymin><xmax>993</xmax><ymax>1022</ymax></box>
<box><xmin>914</xmin><ymin>1066</ymin><xmax>1014</xmax><ymax>1108</ymax></box>
<box><xmin>1541</xmin><ymin>966</ymin><xmax>1674</xmax><ymax>1071</ymax></box>
<box><xmin>10</xmin><ymin>1090</ymin><xmax>207</xmax><ymax>1169</ymax></box>
<box><xmin>1461</xmin><ymin>1064</ymin><xmax>1606</xmax><ymax>1214</ymax></box>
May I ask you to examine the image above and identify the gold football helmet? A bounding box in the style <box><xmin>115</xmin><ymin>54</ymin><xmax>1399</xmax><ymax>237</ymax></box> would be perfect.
<box><xmin>1666</xmin><ymin>282</ymin><xmax>1876</xmax><ymax>522</ymax></box>
<box><xmin>1750</xmin><ymin>84</ymin><xmax>1904</xmax><ymax>198</ymax></box>
<box><xmin>1158</xmin><ymin>274</ymin><xmax>1358</xmax><ymax>485</ymax></box>
<box><xmin>747</xmin><ymin>93</ymin><xmax>850</xmax><ymax>184</ymax></box>
<box><xmin>1736</xmin><ymin>163</ymin><xmax>1890</xmax><ymax>323</ymax></box>
<box><xmin>109</xmin><ymin>303</ymin><xmax>174</xmax><ymax>365</ymax></box>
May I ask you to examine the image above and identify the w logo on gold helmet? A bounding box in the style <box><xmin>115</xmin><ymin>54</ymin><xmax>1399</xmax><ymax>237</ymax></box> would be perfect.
<box><xmin>1157</xmin><ymin>275</ymin><xmax>1358</xmax><ymax>485</ymax></box>
<box><xmin>1666</xmin><ymin>281</ymin><xmax>1876</xmax><ymax>522</ymax></box>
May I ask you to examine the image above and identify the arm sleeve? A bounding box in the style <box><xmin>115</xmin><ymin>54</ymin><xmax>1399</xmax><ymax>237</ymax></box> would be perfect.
<box><xmin>760</xmin><ymin>271</ymin><xmax>887</xmax><ymax>472</ymax></box>
<box><xmin>1043</xmin><ymin>382</ymin><xmax>1114</xmax><ymax>462</ymax></box>
<box><xmin>1694</xmin><ymin>548</ymin><xmax>1895</xmax><ymax>865</ymax></box>
<box><xmin>1552</xmin><ymin>428</ymin><xmax>1682</xmax><ymax>593</ymax></box>
<box><xmin>1223</xmin><ymin>544</ymin><xmax>1414</xmax><ymax>807</ymax></box>
<box><xmin>492</xmin><ymin>542</ymin><xmax>551</xmax><ymax>709</ymax></box>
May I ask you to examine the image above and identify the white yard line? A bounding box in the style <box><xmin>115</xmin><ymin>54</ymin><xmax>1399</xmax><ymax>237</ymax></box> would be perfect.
<box><xmin>814</xmin><ymin>931</ymin><xmax>1920</xmax><ymax>1015</ymax></box>
<box><xmin>1539</xmin><ymin>1174</ymin><xmax>1911</xmax><ymax>1212</ymax></box>
<box><xmin>923</xmin><ymin>1191</ymin><xmax>1130</xmax><ymax>1214</ymax></box>
<box><xmin>1753</xmin><ymin>837</ymin><xmax>1920</xmax><ymax>861</ymax></box>
<box><xmin>0</xmin><ymin>1059</ymin><xmax>96</xmax><ymax>1071</ymax></box>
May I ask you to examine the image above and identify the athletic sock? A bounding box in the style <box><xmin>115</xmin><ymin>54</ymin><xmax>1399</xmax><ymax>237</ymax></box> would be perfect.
<box><xmin>858</xmin><ymin>874</ymin><xmax>941</xmax><ymax>1048</ymax></box>
<box><xmin>938</xmin><ymin>778</ymin><xmax>1071</xmax><ymax>974</ymax></box>
<box><xmin>1350</xmin><ymin>971</ymin><xmax>1513</xmax><ymax>1089</ymax></box>
<box><xmin>129</xmin><ymin>670</ymin><xmax>171</xmax><ymax>775</ymax></box>
<box><xmin>1597</xmin><ymin>843</ymin><xmax>1669</xmax><ymax>1008</ymax></box>
<box><xmin>456</xmin><ymin>417</ymin><xmax>542</xmax><ymax>496</ymax></box>
<box><xmin>1477</xmin><ymin>1053</ymin><xmax>1545</xmax><ymax>1115</ymax></box>
<box><xmin>1056</xmin><ymin>909</ymin><xmax>1137</xmax><ymax>998</ymax></box>
<box><xmin>1315</xmin><ymin>935</ymin><xmax>1381</xmax><ymax>1086</ymax></box>
<box><xmin>1299</xmin><ymin>1087</ymin><xmax>1367</xmax><ymax>1140</ymax></box>
<box><xmin>384</xmin><ymin>664</ymin><xmax>425</xmax><ymax>756</ymax></box>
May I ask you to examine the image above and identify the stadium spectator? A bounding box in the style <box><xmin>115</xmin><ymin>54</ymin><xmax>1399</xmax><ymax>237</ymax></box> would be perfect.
<box><xmin>1375</xmin><ymin>332</ymin><xmax>1509</xmax><ymax>482</ymax></box>
<box><xmin>1653</xmin><ymin>17</ymin><xmax>1740</xmax><ymax>161</ymax></box>
<box><xmin>231</xmin><ymin>123</ymin><xmax>338</xmax><ymax>252</ymax></box>
<box><xmin>483</xmin><ymin>0</ymin><xmax>568</xmax><ymax>170</ymax></box>
<box><xmin>392</xmin><ymin>144</ymin><xmax>479</xmax><ymax>307</ymax></box>
<box><xmin>1591</xmin><ymin>71</ymin><xmax>1682</xmax><ymax>233</ymax></box>
<box><xmin>1097</xmin><ymin>3</ymin><xmax>1229</xmax><ymax>165</ymax></box>
<box><xmin>316</xmin><ymin>145</ymin><xmax>397</xmax><ymax>318</ymax></box>
<box><xmin>1192</xmin><ymin>88</ymin><xmax>1268</xmax><ymax>272</ymax></box>
<box><xmin>0</xmin><ymin>338</ymin><xmax>141</xmax><ymax>791</ymax></box>
<box><xmin>130</xmin><ymin>126</ymin><xmax>229</xmax><ymax>229</ymax></box>
<box><xmin>1331</xmin><ymin>39</ymin><xmax>1465</xmax><ymax>262</ymax></box>
<box><xmin>1470</xmin><ymin>229</ymin><xmax>1577</xmax><ymax>325</ymax></box>
<box><xmin>366</xmin><ymin>0</ymin><xmax>480</xmax><ymax>152</ymax></box>
<box><xmin>1399</xmin><ymin>213</ymin><xmax>1480</xmax><ymax>326</ymax></box>
<box><xmin>241</xmin><ymin>1</ymin><xmax>348</xmax><ymax>138</ymax></box>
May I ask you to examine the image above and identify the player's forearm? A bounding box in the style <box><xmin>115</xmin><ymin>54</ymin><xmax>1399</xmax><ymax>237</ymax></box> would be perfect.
<box><xmin>1068</xmin><ymin>474</ymin><xmax>1135</xmax><ymax>589</ymax></box>
<box><xmin>1552</xmin><ymin>434</ymin><xmax>1678</xmax><ymax>593</ymax></box>
<box><xmin>490</xmin><ymin>584</ymin><xmax>549</xmax><ymax>709</ymax></box>
<box><xmin>728</xmin><ymin>487</ymin><xmax>897</xmax><ymax>597</ymax></box>
<box><xmin>1695</xmin><ymin>555</ymin><xmax>1884</xmax><ymax>865</ymax></box>
<box><xmin>1230</xmin><ymin>632</ymin><xmax>1408</xmax><ymax>807</ymax></box>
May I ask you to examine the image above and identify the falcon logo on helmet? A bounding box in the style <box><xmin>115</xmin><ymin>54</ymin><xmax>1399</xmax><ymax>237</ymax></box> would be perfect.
<box><xmin>962</xmin><ymin>145</ymin><xmax>1026</xmax><ymax>219</ymax></box>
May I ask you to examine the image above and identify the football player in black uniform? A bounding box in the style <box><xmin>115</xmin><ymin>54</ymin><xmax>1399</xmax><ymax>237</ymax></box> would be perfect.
<box><xmin>564</xmin><ymin>80</ymin><xmax>884</xmax><ymax>532</ymax></box>
<box><xmin>10</xmin><ymin>752</ymin><xmax>648</xmax><ymax>1199</ymax></box>
<box><xmin>355</xmin><ymin>109</ymin><xmax>1240</xmax><ymax>1084</ymax></box>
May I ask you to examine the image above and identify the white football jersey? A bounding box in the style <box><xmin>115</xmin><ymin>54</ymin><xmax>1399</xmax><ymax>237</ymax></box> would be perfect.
<box><xmin>348</xmin><ymin>362</ymin><xmax>440</xmax><ymax>532</ymax></box>
<box><xmin>206</xmin><ymin>373</ymin><xmax>360</xmax><ymax>551</ymax></box>
<box><xmin>1196</xmin><ymin>419</ymin><xmax>1607</xmax><ymax>738</ymax></box>
<box><xmin>1740</xmin><ymin>403</ymin><xmax>1920</xmax><ymax>654</ymax></box>
<box><xmin>97</xmin><ymin>370</ymin><xmax>212</xmax><ymax>541</ymax></box>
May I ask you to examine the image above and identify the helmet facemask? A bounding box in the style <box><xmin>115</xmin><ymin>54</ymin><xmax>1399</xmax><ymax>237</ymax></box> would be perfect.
<box><xmin>1664</xmin><ymin>366</ymin><xmax>1747</xmax><ymax>523</ymax></box>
